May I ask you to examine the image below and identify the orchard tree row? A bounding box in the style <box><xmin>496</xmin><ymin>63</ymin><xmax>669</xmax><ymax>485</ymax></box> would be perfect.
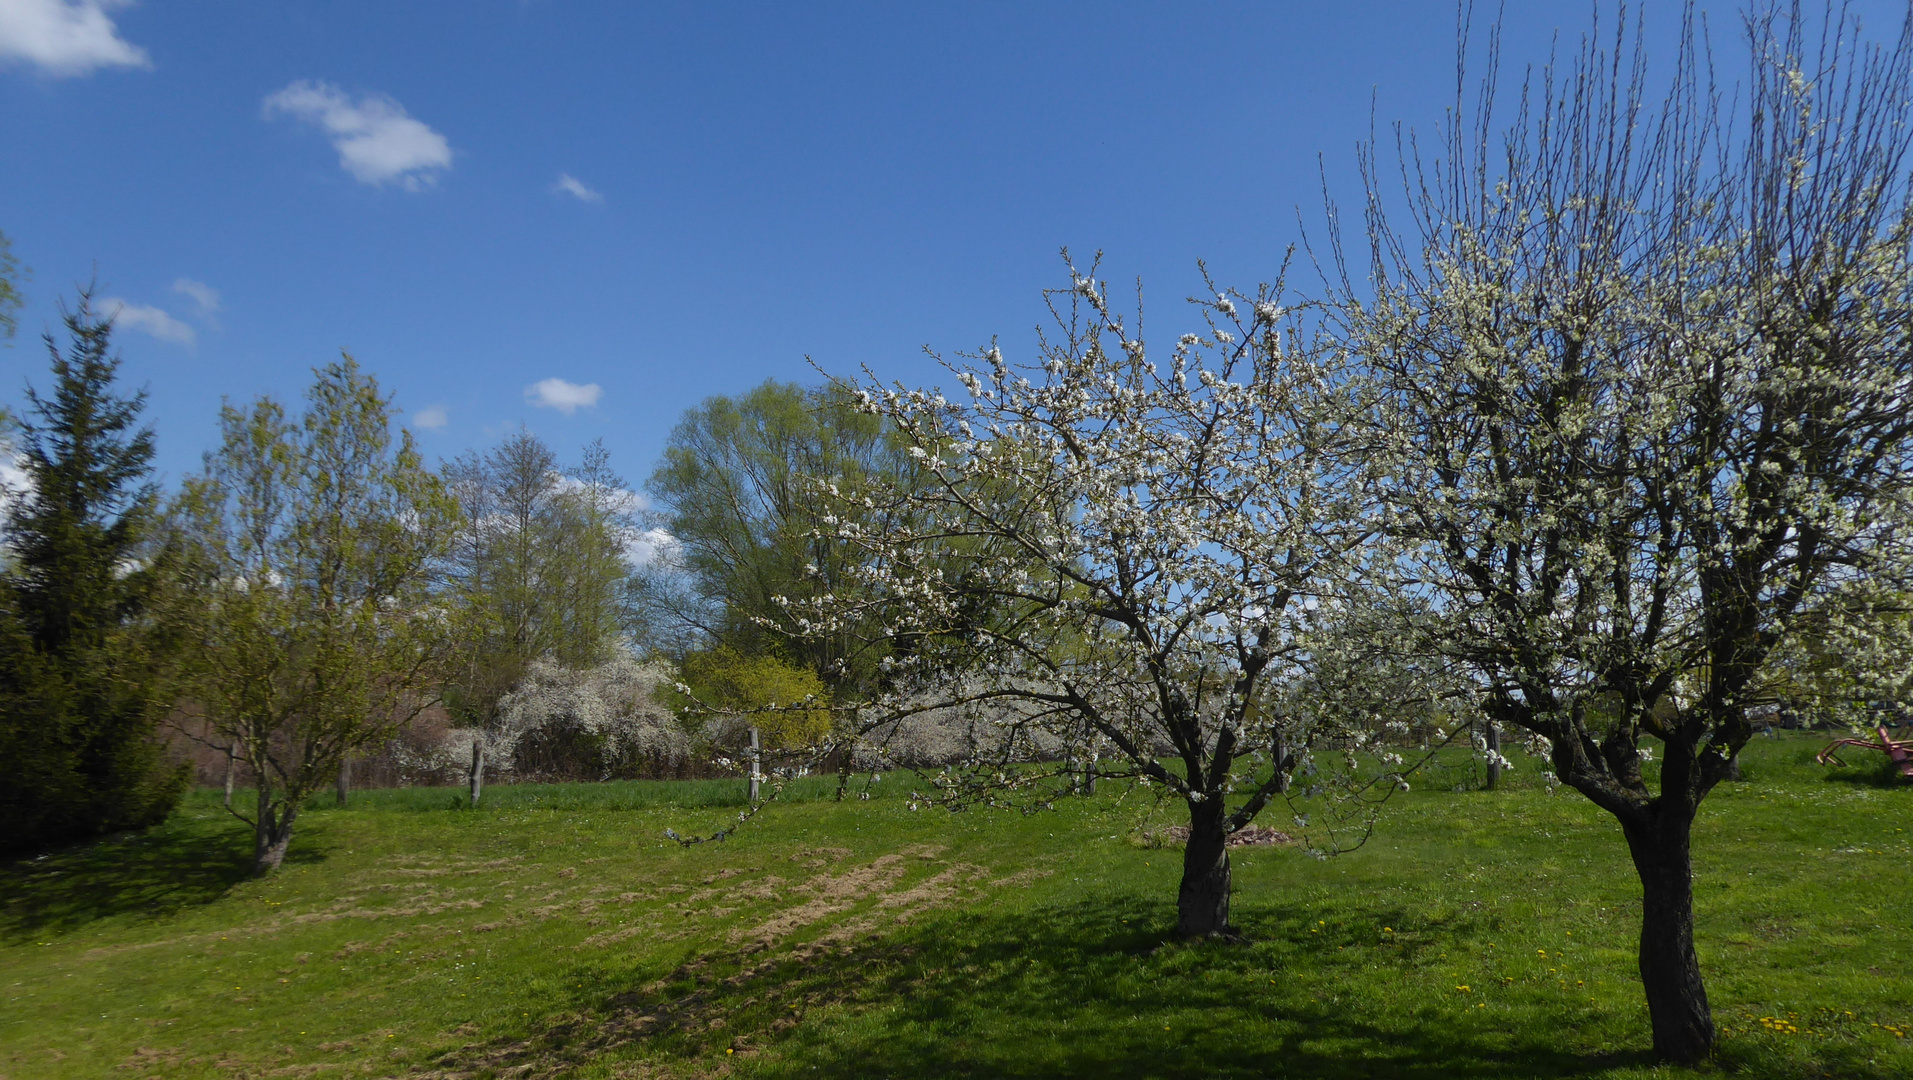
<box><xmin>2</xmin><ymin>2</ymin><xmax>1912</xmax><ymax>1066</ymax></box>
<box><xmin>762</xmin><ymin>6</ymin><xmax>1913</xmax><ymax>1065</ymax></box>
<box><xmin>0</xmin><ymin>265</ymin><xmax>905</xmax><ymax>861</ymax></box>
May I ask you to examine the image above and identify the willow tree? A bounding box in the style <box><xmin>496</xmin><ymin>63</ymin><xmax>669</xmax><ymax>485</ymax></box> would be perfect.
<box><xmin>642</xmin><ymin>380</ymin><xmax>917</xmax><ymax>689</ymax></box>
<box><xmin>796</xmin><ymin>260</ymin><xmax>1414</xmax><ymax>938</ymax></box>
<box><xmin>1341</xmin><ymin>4</ymin><xmax>1913</xmax><ymax>1061</ymax></box>
<box><xmin>183</xmin><ymin>357</ymin><xmax>457</xmax><ymax>872</ymax></box>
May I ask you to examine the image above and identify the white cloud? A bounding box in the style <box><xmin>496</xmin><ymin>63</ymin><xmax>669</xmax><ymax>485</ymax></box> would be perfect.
<box><xmin>0</xmin><ymin>0</ymin><xmax>150</xmax><ymax>78</ymax></box>
<box><xmin>623</xmin><ymin>527</ymin><xmax>678</xmax><ymax>568</ymax></box>
<box><xmin>171</xmin><ymin>277</ymin><xmax>220</xmax><ymax>315</ymax></box>
<box><xmin>553</xmin><ymin>474</ymin><xmax>646</xmax><ymax>512</ymax></box>
<box><xmin>263</xmin><ymin>80</ymin><xmax>453</xmax><ymax>190</ymax></box>
<box><xmin>98</xmin><ymin>297</ymin><xmax>193</xmax><ymax>345</ymax></box>
<box><xmin>525</xmin><ymin>377</ymin><xmax>603</xmax><ymax>414</ymax></box>
<box><xmin>413</xmin><ymin>406</ymin><xmax>448</xmax><ymax>430</ymax></box>
<box><xmin>553</xmin><ymin>173</ymin><xmax>603</xmax><ymax>203</ymax></box>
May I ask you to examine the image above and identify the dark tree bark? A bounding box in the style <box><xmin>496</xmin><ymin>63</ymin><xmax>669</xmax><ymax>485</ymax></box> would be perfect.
<box><xmin>252</xmin><ymin>788</ymin><xmax>297</xmax><ymax>873</ymax></box>
<box><xmin>1621</xmin><ymin>808</ymin><xmax>1714</xmax><ymax>1064</ymax></box>
<box><xmin>1177</xmin><ymin>796</ymin><xmax>1233</xmax><ymax>937</ymax></box>
<box><xmin>335</xmin><ymin>756</ymin><xmax>352</xmax><ymax>808</ymax></box>
<box><xmin>1065</xmin><ymin>750</ymin><xmax>1095</xmax><ymax>795</ymax></box>
<box><xmin>1272</xmin><ymin>732</ymin><xmax>1291</xmax><ymax>795</ymax></box>
<box><xmin>468</xmin><ymin>739</ymin><xmax>485</xmax><ymax>807</ymax></box>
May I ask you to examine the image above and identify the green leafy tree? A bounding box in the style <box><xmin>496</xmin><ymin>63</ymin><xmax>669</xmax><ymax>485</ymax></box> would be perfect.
<box><xmin>642</xmin><ymin>380</ymin><xmax>912</xmax><ymax>687</ymax></box>
<box><xmin>181</xmin><ymin>356</ymin><xmax>457</xmax><ymax>872</ymax></box>
<box><xmin>677</xmin><ymin>645</ymin><xmax>832</xmax><ymax>749</ymax></box>
<box><xmin>559</xmin><ymin>441</ymin><xmax>636</xmax><ymax>663</ymax></box>
<box><xmin>0</xmin><ymin>290</ymin><xmax>188</xmax><ymax>856</ymax></box>
<box><xmin>441</xmin><ymin>433</ymin><xmax>637</xmax><ymax>802</ymax></box>
<box><xmin>0</xmin><ymin>227</ymin><xmax>25</xmax><ymax>445</ymax></box>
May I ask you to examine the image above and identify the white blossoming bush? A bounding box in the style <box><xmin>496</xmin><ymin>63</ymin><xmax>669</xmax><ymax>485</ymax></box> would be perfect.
<box><xmin>445</xmin><ymin>656</ymin><xmax>691</xmax><ymax>782</ymax></box>
<box><xmin>850</xmin><ymin>678</ymin><xmax>1069</xmax><ymax>770</ymax></box>
<box><xmin>388</xmin><ymin>723</ymin><xmax>482</xmax><ymax>786</ymax></box>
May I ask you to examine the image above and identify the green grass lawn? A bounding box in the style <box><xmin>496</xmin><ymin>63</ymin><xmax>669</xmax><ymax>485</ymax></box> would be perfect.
<box><xmin>2</xmin><ymin>735</ymin><xmax>1909</xmax><ymax>1079</ymax></box>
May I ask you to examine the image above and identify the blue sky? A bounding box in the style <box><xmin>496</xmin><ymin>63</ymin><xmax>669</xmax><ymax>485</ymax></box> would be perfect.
<box><xmin>3</xmin><ymin>1</ymin><xmax>1903</xmax><ymax>492</ymax></box>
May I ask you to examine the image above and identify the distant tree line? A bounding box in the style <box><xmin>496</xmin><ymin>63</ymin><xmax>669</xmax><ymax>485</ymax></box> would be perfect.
<box><xmin>774</xmin><ymin>3</ymin><xmax>1913</xmax><ymax>1064</ymax></box>
<box><xmin>0</xmin><ymin>285</ymin><xmax>886</xmax><ymax>869</ymax></box>
<box><xmin>0</xmin><ymin>286</ymin><xmax>664</xmax><ymax>867</ymax></box>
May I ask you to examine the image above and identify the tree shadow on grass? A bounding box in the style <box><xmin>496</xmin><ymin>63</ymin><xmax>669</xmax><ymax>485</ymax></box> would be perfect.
<box><xmin>435</xmin><ymin>895</ymin><xmax>1661</xmax><ymax>1080</ymax></box>
<box><xmin>1819</xmin><ymin>758</ymin><xmax>1913</xmax><ymax>789</ymax></box>
<box><xmin>735</xmin><ymin>903</ymin><xmax>1647</xmax><ymax>1080</ymax></box>
<box><xmin>0</xmin><ymin>812</ymin><xmax>319</xmax><ymax>941</ymax></box>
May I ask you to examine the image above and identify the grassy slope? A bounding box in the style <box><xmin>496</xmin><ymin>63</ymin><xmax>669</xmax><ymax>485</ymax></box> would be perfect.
<box><xmin>1</xmin><ymin>735</ymin><xmax>1908</xmax><ymax>1079</ymax></box>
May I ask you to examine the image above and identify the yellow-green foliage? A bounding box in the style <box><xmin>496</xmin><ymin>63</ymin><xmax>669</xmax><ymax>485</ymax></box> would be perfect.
<box><xmin>679</xmin><ymin>646</ymin><xmax>832</xmax><ymax>748</ymax></box>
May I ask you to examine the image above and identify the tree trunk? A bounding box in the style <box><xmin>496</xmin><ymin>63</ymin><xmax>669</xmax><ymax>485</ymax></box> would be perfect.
<box><xmin>468</xmin><ymin>739</ymin><xmax>485</xmax><ymax>807</ymax></box>
<box><xmin>1272</xmin><ymin>732</ymin><xmax>1290</xmax><ymax>795</ymax></box>
<box><xmin>1621</xmin><ymin>811</ymin><xmax>1714</xmax><ymax>1064</ymax></box>
<box><xmin>223</xmin><ymin>741</ymin><xmax>238</xmax><ymax>811</ymax></box>
<box><xmin>747</xmin><ymin>726</ymin><xmax>761</xmax><ymax>804</ymax></box>
<box><xmin>252</xmin><ymin>789</ymin><xmax>298</xmax><ymax>874</ymax></box>
<box><xmin>1066</xmin><ymin>750</ymin><xmax>1094</xmax><ymax>795</ymax></box>
<box><xmin>1485</xmin><ymin>722</ymin><xmax>1501</xmax><ymax>791</ymax></box>
<box><xmin>336</xmin><ymin>756</ymin><xmax>352</xmax><ymax>808</ymax></box>
<box><xmin>1177</xmin><ymin>796</ymin><xmax>1233</xmax><ymax>938</ymax></box>
<box><xmin>1723</xmin><ymin>750</ymin><xmax>1742</xmax><ymax>782</ymax></box>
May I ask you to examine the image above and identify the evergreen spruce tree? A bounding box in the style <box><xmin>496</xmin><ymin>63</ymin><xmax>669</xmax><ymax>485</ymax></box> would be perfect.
<box><xmin>0</xmin><ymin>289</ymin><xmax>187</xmax><ymax>855</ymax></box>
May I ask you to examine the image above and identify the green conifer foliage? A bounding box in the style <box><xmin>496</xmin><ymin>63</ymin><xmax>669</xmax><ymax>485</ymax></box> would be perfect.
<box><xmin>0</xmin><ymin>290</ymin><xmax>188</xmax><ymax>855</ymax></box>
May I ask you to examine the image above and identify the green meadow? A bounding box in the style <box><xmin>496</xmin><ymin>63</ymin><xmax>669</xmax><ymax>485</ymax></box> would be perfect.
<box><xmin>2</xmin><ymin>734</ymin><xmax>1908</xmax><ymax>1079</ymax></box>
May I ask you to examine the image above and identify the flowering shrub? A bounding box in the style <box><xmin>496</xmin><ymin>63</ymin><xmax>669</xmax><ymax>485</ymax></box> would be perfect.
<box><xmin>851</xmin><ymin>679</ymin><xmax>1067</xmax><ymax>769</ymax></box>
<box><xmin>423</xmin><ymin>656</ymin><xmax>691</xmax><ymax>782</ymax></box>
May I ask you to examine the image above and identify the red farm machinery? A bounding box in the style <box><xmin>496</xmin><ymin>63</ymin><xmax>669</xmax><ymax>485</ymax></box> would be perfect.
<box><xmin>1817</xmin><ymin>724</ymin><xmax>1913</xmax><ymax>781</ymax></box>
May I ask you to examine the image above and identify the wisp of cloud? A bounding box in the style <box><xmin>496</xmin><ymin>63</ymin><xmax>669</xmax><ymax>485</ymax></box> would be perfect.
<box><xmin>0</xmin><ymin>0</ymin><xmax>149</xmax><ymax>78</ymax></box>
<box><xmin>264</xmin><ymin>80</ymin><xmax>453</xmax><ymax>190</ymax></box>
<box><xmin>526</xmin><ymin>378</ymin><xmax>603</xmax><ymax>415</ymax></box>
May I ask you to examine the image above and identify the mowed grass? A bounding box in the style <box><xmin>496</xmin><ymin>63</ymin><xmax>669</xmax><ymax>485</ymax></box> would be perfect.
<box><xmin>1</xmin><ymin>735</ymin><xmax>1909</xmax><ymax>1079</ymax></box>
